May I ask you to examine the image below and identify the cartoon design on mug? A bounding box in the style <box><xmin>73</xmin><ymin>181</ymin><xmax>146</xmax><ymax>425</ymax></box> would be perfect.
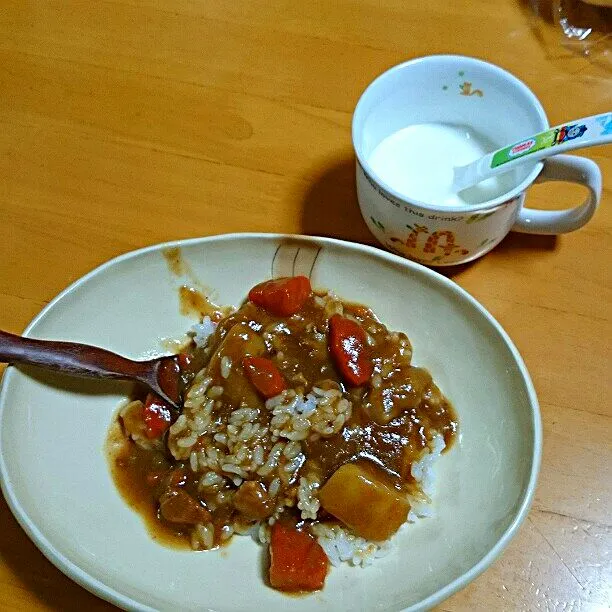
<box><xmin>423</xmin><ymin>231</ymin><xmax>457</xmax><ymax>256</ymax></box>
<box><xmin>596</xmin><ymin>113</ymin><xmax>612</xmax><ymax>136</ymax></box>
<box><xmin>369</xmin><ymin>216</ymin><xmax>385</xmax><ymax>231</ymax></box>
<box><xmin>442</xmin><ymin>72</ymin><xmax>485</xmax><ymax>98</ymax></box>
<box><xmin>404</xmin><ymin>224</ymin><xmax>429</xmax><ymax>249</ymax></box>
<box><xmin>465</xmin><ymin>209</ymin><xmax>499</xmax><ymax>224</ymax></box>
<box><xmin>553</xmin><ymin>123</ymin><xmax>587</xmax><ymax>145</ymax></box>
<box><xmin>459</xmin><ymin>82</ymin><xmax>483</xmax><ymax>97</ymax></box>
<box><xmin>391</xmin><ymin>225</ymin><xmax>469</xmax><ymax>262</ymax></box>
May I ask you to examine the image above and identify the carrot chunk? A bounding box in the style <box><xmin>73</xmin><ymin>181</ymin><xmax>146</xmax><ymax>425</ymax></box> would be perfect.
<box><xmin>248</xmin><ymin>276</ymin><xmax>311</xmax><ymax>316</ymax></box>
<box><xmin>269</xmin><ymin>522</ymin><xmax>328</xmax><ymax>592</ymax></box>
<box><xmin>328</xmin><ymin>314</ymin><xmax>373</xmax><ymax>386</ymax></box>
<box><xmin>142</xmin><ymin>393</ymin><xmax>173</xmax><ymax>439</ymax></box>
<box><xmin>242</xmin><ymin>356</ymin><xmax>286</xmax><ymax>398</ymax></box>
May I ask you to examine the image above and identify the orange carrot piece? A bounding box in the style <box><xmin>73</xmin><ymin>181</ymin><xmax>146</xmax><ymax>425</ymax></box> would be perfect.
<box><xmin>269</xmin><ymin>523</ymin><xmax>329</xmax><ymax>592</ymax></box>
<box><xmin>328</xmin><ymin>314</ymin><xmax>373</xmax><ymax>386</ymax></box>
<box><xmin>248</xmin><ymin>276</ymin><xmax>311</xmax><ymax>316</ymax></box>
<box><xmin>142</xmin><ymin>393</ymin><xmax>173</xmax><ymax>439</ymax></box>
<box><xmin>242</xmin><ymin>356</ymin><xmax>286</xmax><ymax>398</ymax></box>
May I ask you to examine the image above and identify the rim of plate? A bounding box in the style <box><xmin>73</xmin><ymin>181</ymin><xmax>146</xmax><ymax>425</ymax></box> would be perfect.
<box><xmin>0</xmin><ymin>233</ymin><xmax>542</xmax><ymax>612</ymax></box>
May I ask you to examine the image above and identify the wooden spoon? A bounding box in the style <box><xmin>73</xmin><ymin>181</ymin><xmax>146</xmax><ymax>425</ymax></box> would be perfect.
<box><xmin>0</xmin><ymin>330</ymin><xmax>181</xmax><ymax>410</ymax></box>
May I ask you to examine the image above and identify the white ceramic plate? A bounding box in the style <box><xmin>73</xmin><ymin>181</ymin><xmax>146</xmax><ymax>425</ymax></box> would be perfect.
<box><xmin>0</xmin><ymin>234</ymin><xmax>541</xmax><ymax>611</ymax></box>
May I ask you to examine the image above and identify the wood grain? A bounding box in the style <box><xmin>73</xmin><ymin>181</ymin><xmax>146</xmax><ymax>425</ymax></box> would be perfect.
<box><xmin>0</xmin><ymin>1</ymin><xmax>610</xmax><ymax>609</ymax></box>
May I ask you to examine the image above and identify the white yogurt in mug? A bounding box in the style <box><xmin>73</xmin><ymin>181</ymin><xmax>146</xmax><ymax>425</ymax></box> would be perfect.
<box><xmin>367</xmin><ymin>123</ymin><xmax>515</xmax><ymax>207</ymax></box>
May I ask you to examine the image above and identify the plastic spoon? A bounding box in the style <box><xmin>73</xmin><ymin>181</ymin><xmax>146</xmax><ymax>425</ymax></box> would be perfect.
<box><xmin>0</xmin><ymin>330</ymin><xmax>182</xmax><ymax>410</ymax></box>
<box><xmin>453</xmin><ymin>112</ymin><xmax>612</xmax><ymax>193</ymax></box>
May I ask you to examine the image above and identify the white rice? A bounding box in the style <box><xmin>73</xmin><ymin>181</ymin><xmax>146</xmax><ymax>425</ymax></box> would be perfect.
<box><xmin>311</xmin><ymin>523</ymin><xmax>391</xmax><ymax>567</ymax></box>
<box><xmin>294</xmin><ymin>393</ymin><xmax>318</xmax><ymax>416</ymax></box>
<box><xmin>220</xmin><ymin>356</ymin><xmax>232</xmax><ymax>379</ymax></box>
<box><xmin>191</xmin><ymin>522</ymin><xmax>215</xmax><ymax>550</ymax></box>
<box><xmin>207</xmin><ymin>385</ymin><xmax>224</xmax><ymax>399</ymax></box>
<box><xmin>266</xmin><ymin>388</ymin><xmax>351</xmax><ymax>441</ymax></box>
<box><xmin>268</xmin><ymin>477</ymin><xmax>281</xmax><ymax>498</ymax></box>
<box><xmin>190</xmin><ymin>316</ymin><xmax>217</xmax><ymax>348</ymax></box>
<box><xmin>297</xmin><ymin>476</ymin><xmax>320</xmax><ymax>520</ymax></box>
<box><xmin>411</xmin><ymin>433</ymin><xmax>446</xmax><ymax>496</ymax></box>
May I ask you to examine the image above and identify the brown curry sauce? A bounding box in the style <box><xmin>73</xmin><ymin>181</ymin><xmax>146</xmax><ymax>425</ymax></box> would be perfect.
<box><xmin>107</xmin><ymin>291</ymin><xmax>458</xmax><ymax>549</ymax></box>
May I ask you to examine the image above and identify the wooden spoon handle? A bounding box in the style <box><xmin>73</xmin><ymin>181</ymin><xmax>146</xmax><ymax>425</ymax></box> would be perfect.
<box><xmin>0</xmin><ymin>330</ymin><xmax>150</xmax><ymax>381</ymax></box>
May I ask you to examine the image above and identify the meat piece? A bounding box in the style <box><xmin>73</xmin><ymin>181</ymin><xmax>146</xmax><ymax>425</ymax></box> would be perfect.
<box><xmin>318</xmin><ymin>461</ymin><xmax>409</xmax><ymax>541</ymax></box>
<box><xmin>366</xmin><ymin>365</ymin><xmax>432</xmax><ymax>423</ymax></box>
<box><xmin>159</xmin><ymin>489</ymin><xmax>211</xmax><ymax>524</ymax></box>
<box><xmin>233</xmin><ymin>481</ymin><xmax>274</xmax><ymax>520</ymax></box>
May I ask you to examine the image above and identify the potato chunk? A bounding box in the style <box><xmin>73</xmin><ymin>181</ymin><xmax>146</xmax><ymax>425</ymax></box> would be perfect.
<box><xmin>318</xmin><ymin>462</ymin><xmax>409</xmax><ymax>541</ymax></box>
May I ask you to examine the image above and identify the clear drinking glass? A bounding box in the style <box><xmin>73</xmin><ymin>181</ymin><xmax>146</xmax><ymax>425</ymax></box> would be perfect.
<box><xmin>530</xmin><ymin>0</ymin><xmax>610</xmax><ymax>67</ymax></box>
<box><xmin>552</xmin><ymin>0</ymin><xmax>610</xmax><ymax>58</ymax></box>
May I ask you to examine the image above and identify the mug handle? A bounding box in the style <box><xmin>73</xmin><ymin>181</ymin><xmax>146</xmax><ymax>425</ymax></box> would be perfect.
<box><xmin>512</xmin><ymin>154</ymin><xmax>601</xmax><ymax>234</ymax></box>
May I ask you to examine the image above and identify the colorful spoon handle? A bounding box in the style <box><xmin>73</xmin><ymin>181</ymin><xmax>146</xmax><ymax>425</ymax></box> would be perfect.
<box><xmin>453</xmin><ymin>112</ymin><xmax>612</xmax><ymax>192</ymax></box>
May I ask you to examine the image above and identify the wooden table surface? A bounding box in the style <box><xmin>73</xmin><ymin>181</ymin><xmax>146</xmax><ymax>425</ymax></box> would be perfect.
<box><xmin>0</xmin><ymin>1</ymin><xmax>610</xmax><ymax>610</ymax></box>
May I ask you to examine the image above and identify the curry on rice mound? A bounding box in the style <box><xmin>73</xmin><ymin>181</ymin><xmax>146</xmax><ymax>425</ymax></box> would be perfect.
<box><xmin>107</xmin><ymin>276</ymin><xmax>458</xmax><ymax>593</ymax></box>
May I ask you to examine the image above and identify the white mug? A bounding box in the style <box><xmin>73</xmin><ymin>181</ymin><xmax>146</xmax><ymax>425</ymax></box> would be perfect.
<box><xmin>352</xmin><ymin>55</ymin><xmax>602</xmax><ymax>266</ymax></box>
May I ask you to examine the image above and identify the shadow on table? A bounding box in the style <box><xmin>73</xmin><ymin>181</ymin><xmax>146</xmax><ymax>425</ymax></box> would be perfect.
<box><xmin>491</xmin><ymin>232</ymin><xmax>558</xmax><ymax>256</ymax></box>
<box><xmin>299</xmin><ymin>156</ymin><xmax>559</xmax><ymax>281</ymax></box>
<box><xmin>435</xmin><ymin>259</ymin><xmax>480</xmax><ymax>280</ymax></box>
<box><xmin>300</xmin><ymin>156</ymin><xmax>378</xmax><ymax>246</ymax></box>
<box><xmin>434</xmin><ymin>232</ymin><xmax>558</xmax><ymax>279</ymax></box>
<box><xmin>440</xmin><ymin>233</ymin><xmax>558</xmax><ymax>279</ymax></box>
<box><xmin>0</xmin><ymin>494</ymin><xmax>114</xmax><ymax>611</ymax></box>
